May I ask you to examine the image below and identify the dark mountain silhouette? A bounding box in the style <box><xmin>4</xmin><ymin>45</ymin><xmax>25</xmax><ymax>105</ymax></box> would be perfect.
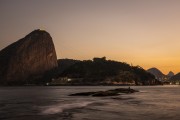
<box><xmin>147</xmin><ymin>67</ymin><xmax>166</xmax><ymax>81</ymax></box>
<box><xmin>170</xmin><ymin>72</ymin><xmax>180</xmax><ymax>82</ymax></box>
<box><xmin>0</xmin><ymin>29</ymin><xmax>58</xmax><ymax>85</ymax></box>
<box><xmin>54</xmin><ymin>57</ymin><xmax>160</xmax><ymax>85</ymax></box>
<box><xmin>167</xmin><ymin>71</ymin><xmax>174</xmax><ymax>79</ymax></box>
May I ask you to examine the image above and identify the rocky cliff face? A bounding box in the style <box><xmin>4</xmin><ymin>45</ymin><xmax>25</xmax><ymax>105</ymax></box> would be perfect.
<box><xmin>0</xmin><ymin>29</ymin><xmax>58</xmax><ymax>85</ymax></box>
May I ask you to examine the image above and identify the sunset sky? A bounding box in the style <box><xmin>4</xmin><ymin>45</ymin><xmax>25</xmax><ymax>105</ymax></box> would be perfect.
<box><xmin>1</xmin><ymin>0</ymin><xmax>180</xmax><ymax>74</ymax></box>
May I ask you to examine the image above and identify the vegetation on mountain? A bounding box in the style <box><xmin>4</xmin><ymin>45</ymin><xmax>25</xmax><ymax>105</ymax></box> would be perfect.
<box><xmin>53</xmin><ymin>57</ymin><xmax>160</xmax><ymax>85</ymax></box>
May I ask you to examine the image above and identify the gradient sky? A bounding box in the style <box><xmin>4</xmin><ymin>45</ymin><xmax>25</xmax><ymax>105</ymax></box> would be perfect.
<box><xmin>1</xmin><ymin>0</ymin><xmax>180</xmax><ymax>74</ymax></box>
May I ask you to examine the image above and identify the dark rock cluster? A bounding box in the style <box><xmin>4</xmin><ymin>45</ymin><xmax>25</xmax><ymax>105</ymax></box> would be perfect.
<box><xmin>69</xmin><ymin>88</ymin><xmax>139</xmax><ymax>97</ymax></box>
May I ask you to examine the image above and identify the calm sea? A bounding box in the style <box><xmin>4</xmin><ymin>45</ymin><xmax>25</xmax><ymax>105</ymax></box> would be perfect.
<box><xmin>0</xmin><ymin>86</ymin><xmax>180</xmax><ymax>120</ymax></box>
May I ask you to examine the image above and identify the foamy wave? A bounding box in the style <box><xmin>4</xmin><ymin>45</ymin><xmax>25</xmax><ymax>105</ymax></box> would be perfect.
<box><xmin>40</xmin><ymin>101</ymin><xmax>92</xmax><ymax>115</ymax></box>
<box><xmin>139</xmin><ymin>90</ymin><xmax>147</xmax><ymax>93</ymax></box>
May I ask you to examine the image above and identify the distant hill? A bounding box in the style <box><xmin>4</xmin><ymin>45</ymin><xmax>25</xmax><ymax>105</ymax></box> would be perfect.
<box><xmin>147</xmin><ymin>68</ymin><xmax>166</xmax><ymax>81</ymax></box>
<box><xmin>53</xmin><ymin>57</ymin><xmax>161</xmax><ymax>85</ymax></box>
<box><xmin>167</xmin><ymin>71</ymin><xmax>174</xmax><ymax>79</ymax></box>
<box><xmin>170</xmin><ymin>72</ymin><xmax>180</xmax><ymax>82</ymax></box>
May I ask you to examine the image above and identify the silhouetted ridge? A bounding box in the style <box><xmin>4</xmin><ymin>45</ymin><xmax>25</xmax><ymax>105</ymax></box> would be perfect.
<box><xmin>53</xmin><ymin>57</ymin><xmax>160</xmax><ymax>85</ymax></box>
<box><xmin>167</xmin><ymin>71</ymin><xmax>174</xmax><ymax>78</ymax></box>
<box><xmin>147</xmin><ymin>67</ymin><xmax>165</xmax><ymax>81</ymax></box>
<box><xmin>170</xmin><ymin>73</ymin><xmax>180</xmax><ymax>81</ymax></box>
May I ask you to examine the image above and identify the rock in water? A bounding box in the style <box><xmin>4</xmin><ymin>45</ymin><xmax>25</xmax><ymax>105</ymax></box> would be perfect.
<box><xmin>0</xmin><ymin>29</ymin><xmax>58</xmax><ymax>85</ymax></box>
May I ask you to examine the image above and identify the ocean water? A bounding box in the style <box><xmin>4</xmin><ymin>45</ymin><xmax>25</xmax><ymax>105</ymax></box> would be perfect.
<box><xmin>0</xmin><ymin>85</ymin><xmax>180</xmax><ymax>120</ymax></box>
